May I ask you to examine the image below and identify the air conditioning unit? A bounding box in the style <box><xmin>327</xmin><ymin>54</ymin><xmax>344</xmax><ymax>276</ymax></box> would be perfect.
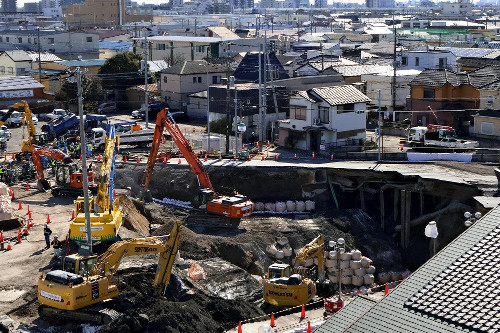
<box><xmin>313</xmin><ymin>118</ymin><xmax>320</xmax><ymax>125</ymax></box>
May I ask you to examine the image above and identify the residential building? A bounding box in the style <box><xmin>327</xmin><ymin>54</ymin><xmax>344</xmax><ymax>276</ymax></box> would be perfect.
<box><xmin>62</xmin><ymin>0</ymin><xmax>153</xmax><ymax>27</ymax></box>
<box><xmin>41</xmin><ymin>0</ymin><xmax>62</xmax><ymax>18</ymax></box>
<box><xmin>279</xmin><ymin>85</ymin><xmax>370</xmax><ymax>151</ymax></box>
<box><xmin>441</xmin><ymin>1</ymin><xmax>472</xmax><ymax>16</ymax></box>
<box><xmin>473</xmin><ymin>109</ymin><xmax>500</xmax><ymax>140</ymax></box>
<box><xmin>0</xmin><ymin>51</ymin><xmax>33</xmax><ymax>77</ymax></box>
<box><xmin>0</xmin><ymin>76</ymin><xmax>46</xmax><ymax>107</ymax></box>
<box><xmin>0</xmin><ymin>30</ymin><xmax>99</xmax><ymax>59</ymax></box>
<box><xmin>233</xmin><ymin>52</ymin><xmax>289</xmax><ymax>82</ymax></box>
<box><xmin>314</xmin><ymin>0</ymin><xmax>326</xmax><ymax>7</ymax></box>
<box><xmin>329</xmin><ymin>63</ymin><xmax>393</xmax><ymax>85</ymax></box>
<box><xmin>479</xmin><ymin>77</ymin><xmax>500</xmax><ymax>110</ymax></box>
<box><xmin>23</xmin><ymin>2</ymin><xmax>41</xmax><ymax>12</ymax></box>
<box><xmin>1</xmin><ymin>0</ymin><xmax>16</xmax><ymax>12</ymax></box>
<box><xmin>399</xmin><ymin>50</ymin><xmax>457</xmax><ymax>71</ymax></box>
<box><xmin>365</xmin><ymin>0</ymin><xmax>394</xmax><ymax>8</ymax></box>
<box><xmin>232</xmin><ymin>0</ymin><xmax>253</xmax><ymax>10</ymax></box>
<box><xmin>158</xmin><ymin>60</ymin><xmax>230</xmax><ymax>113</ymax></box>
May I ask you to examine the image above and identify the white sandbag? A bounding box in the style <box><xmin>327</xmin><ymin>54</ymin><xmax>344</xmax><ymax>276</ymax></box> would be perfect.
<box><xmin>277</xmin><ymin>237</ymin><xmax>288</xmax><ymax>246</ymax></box>
<box><xmin>363</xmin><ymin>274</ymin><xmax>375</xmax><ymax>285</ymax></box>
<box><xmin>264</xmin><ymin>202</ymin><xmax>276</xmax><ymax>212</ymax></box>
<box><xmin>351</xmin><ymin>275</ymin><xmax>364</xmax><ymax>287</ymax></box>
<box><xmin>342</xmin><ymin>268</ymin><xmax>353</xmax><ymax>277</ymax></box>
<box><xmin>350</xmin><ymin>249</ymin><xmax>362</xmax><ymax>261</ymax></box>
<box><xmin>275</xmin><ymin>202</ymin><xmax>286</xmax><ymax>212</ymax></box>
<box><xmin>325</xmin><ymin>259</ymin><xmax>336</xmax><ymax>268</ymax></box>
<box><xmin>366</xmin><ymin>266</ymin><xmax>376</xmax><ymax>274</ymax></box>
<box><xmin>340</xmin><ymin>260</ymin><xmax>350</xmax><ymax>269</ymax></box>
<box><xmin>401</xmin><ymin>270</ymin><xmax>411</xmax><ymax>279</ymax></box>
<box><xmin>283</xmin><ymin>246</ymin><xmax>293</xmax><ymax>257</ymax></box>
<box><xmin>360</xmin><ymin>256</ymin><xmax>372</xmax><ymax>268</ymax></box>
<box><xmin>329</xmin><ymin>250</ymin><xmax>337</xmax><ymax>259</ymax></box>
<box><xmin>275</xmin><ymin>251</ymin><xmax>284</xmax><ymax>259</ymax></box>
<box><xmin>305</xmin><ymin>258</ymin><xmax>314</xmax><ymax>266</ymax></box>
<box><xmin>354</xmin><ymin>268</ymin><xmax>365</xmax><ymax>276</ymax></box>
<box><xmin>305</xmin><ymin>200</ymin><xmax>315</xmax><ymax>211</ymax></box>
<box><xmin>295</xmin><ymin>201</ymin><xmax>305</xmax><ymax>212</ymax></box>
<box><xmin>391</xmin><ymin>271</ymin><xmax>402</xmax><ymax>282</ymax></box>
<box><xmin>286</xmin><ymin>200</ymin><xmax>296</xmax><ymax>212</ymax></box>
<box><xmin>340</xmin><ymin>252</ymin><xmax>352</xmax><ymax>261</ymax></box>
<box><xmin>341</xmin><ymin>276</ymin><xmax>352</xmax><ymax>285</ymax></box>
<box><xmin>254</xmin><ymin>202</ymin><xmax>265</xmax><ymax>211</ymax></box>
<box><xmin>266</xmin><ymin>244</ymin><xmax>278</xmax><ymax>255</ymax></box>
<box><xmin>378</xmin><ymin>272</ymin><xmax>391</xmax><ymax>284</ymax></box>
<box><xmin>328</xmin><ymin>273</ymin><xmax>338</xmax><ymax>283</ymax></box>
<box><xmin>350</xmin><ymin>260</ymin><xmax>362</xmax><ymax>269</ymax></box>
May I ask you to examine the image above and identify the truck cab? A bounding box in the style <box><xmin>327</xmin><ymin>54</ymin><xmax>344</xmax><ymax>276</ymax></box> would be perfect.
<box><xmin>407</xmin><ymin>126</ymin><xmax>427</xmax><ymax>142</ymax></box>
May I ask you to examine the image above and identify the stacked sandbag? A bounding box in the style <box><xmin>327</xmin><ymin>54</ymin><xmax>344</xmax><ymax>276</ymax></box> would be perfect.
<box><xmin>266</xmin><ymin>237</ymin><xmax>293</xmax><ymax>261</ymax></box>
<box><xmin>0</xmin><ymin>182</ymin><xmax>12</xmax><ymax>221</ymax></box>
<box><xmin>254</xmin><ymin>202</ymin><xmax>265</xmax><ymax>211</ymax></box>
<box><xmin>257</xmin><ymin>200</ymin><xmax>314</xmax><ymax>213</ymax></box>
<box><xmin>286</xmin><ymin>200</ymin><xmax>296</xmax><ymax>212</ymax></box>
<box><xmin>264</xmin><ymin>202</ymin><xmax>276</xmax><ymax>212</ymax></box>
<box><xmin>305</xmin><ymin>200</ymin><xmax>315</xmax><ymax>211</ymax></box>
<box><xmin>275</xmin><ymin>202</ymin><xmax>286</xmax><ymax>213</ymax></box>
<box><xmin>324</xmin><ymin>248</ymin><xmax>377</xmax><ymax>287</ymax></box>
<box><xmin>378</xmin><ymin>272</ymin><xmax>391</xmax><ymax>284</ymax></box>
<box><xmin>295</xmin><ymin>201</ymin><xmax>305</xmax><ymax>212</ymax></box>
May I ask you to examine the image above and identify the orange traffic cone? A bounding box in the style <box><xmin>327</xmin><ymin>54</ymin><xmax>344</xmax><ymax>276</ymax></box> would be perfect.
<box><xmin>300</xmin><ymin>304</ymin><xmax>306</xmax><ymax>319</ymax></box>
<box><xmin>256</xmin><ymin>142</ymin><xmax>259</xmax><ymax>148</ymax></box>
<box><xmin>18</xmin><ymin>201</ymin><xmax>22</xmax><ymax>210</ymax></box>
<box><xmin>400</xmin><ymin>144</ymin><xmax>404</xmax><ymax>151</ymax></box>
<box><xmin>204</xmin><ymin>155</ymin><xmax>207</xmax><ymax>162</ymax></box>
<box><xmin>178</xmin><ymin>158</ymin><xmax>181</xmax><ymax>164</ymax></box>
<box><xmin>261</xmin><ymin>155</ymin><xmax>265</xmax><ymax>161</ymax></box>
<box><xmin>307</xmin><ymin>321</ymin><xmax>311</xmax><ymax>333</ymax></box>
<box><xmin>267</xmin><ymin>140</ymin><xmax>270</xmax><ymax>147</ymax></box>
<box><xmin>123</xmin><ymin>155</ymin><xmax>127</xmax><ymax>162</ymax></box>
<box><xmin>163</xmin><ymin>138</ymin><xmax>166</xmax><ymax>144</ymax></box>
<box><xmin>11</xmin><ymin>153</ymin><xmax>14</xmax><ymax>160</ymax></box>
<box><xmin>331</xmin><ymin>153</ymin><xmax>334</xmax><ymax>161</ymax></box>
<box><xmin>0</xmin><ymin>230</ymin><xmax>3</xmax><ymax>242</ymax></box>
<box><xmin>247</xmin><ymin>155</ymin><xmax>251</xmax><ymax>161</ymax></box>
<box><xmin>219</xmin><ymin>154</ymin><xmax>222</xmax><ymax>162</ymax></box>
<box><xmin>28</xmin><ymin>210</ymin><xmax>32</xmax><ymax>219</ymax></box>
<box><xmin>71</xmin><ymin>210</ymin><xmax>75</xmax><ymax>220</ymax></box>
<box><xmin>113</xmin><ymin>190</ymin><xmax>116</xmax><ymax>198</ymax></box>
<box><xmin>23</xmin><ymin>227</ymin><xmax>28</xmax><ymax>236</ymax></box>
<box><xmin>98</xmin><ymin>154</ymin><xmax>102</xmax><ymax>162</ymax></box>
<box><xmin>80</xmin><ymin>154</ymin><xmax>82</xmax><ymax>161</ymax></box>
<box><xmin>358</xmin><ymin>289</ymin><xmax>362</xmax><ymax>295</ymax></box>
<box><xmin>384</xmin><ymin>284</ymin><xmax>389</xmax><ymax>295</ymax></box>
<box><xmin>27</xmin><ymin>219</ymin><xmax>31</xmax><ymax>229</ymax></box>
<box><xmin>270</xmin><ymin>312</ymin><xmax>275</xmax><ymax>327</ymax></box>
<box><xmin>237</xmin><ymin>321</ymin><xmax>242</xmax><ymax>333</ymax></box>
<box><xmin>137</xmin><ymin>156</ymin><xmax>141</xmax><ymax>163</ymax></box>
<box><xmin>163</xmin><ymin>157</ymin><xmax>167</xmax><ymax>164</ymax></box>
<box><xmin>27</xmin><ymin>205</ymin><xmax>30</xmax><ymax>214</ymax></box>
<box><xmin>6</xmin><ymin>240</ymin><xmax>11</xmax><ymax>250</ymax></box>
<box><xmin>233</xmin><ymin>155</ymin><xmax>236</xmax><ymax>161</ymax></box>
<box><xmin>312</xmin><ymin>152</ymin><xmax>315</xmax><ymax>160</ymax></box>
<box><xmin>48</xmin><ymin>181</ymin><xmax>51</xmax><ymax>187</ymax></box>
<box><xmin>46</xmin><ymin>214</ymin><xmax>51</xmax><ymax>224</ymax></box>
<box><xmin>294</xmin><ymin>154</ymin><xmax>297</xmax><ymax>160</ymax></box>
<box><xmin>275</xmin><ymin>154</ymin><xmax>278</xmax><ymax>161</ymax></box>
<box><xmin>11</xmin><ymin>191</ymin><xmax>15</xmax><ymax>200</ymax></box>
<box><xmin>17</xmin><ymin>227</ymin><xmax>21</xmax><ymax>243</ymax></box>
<box><xmin>25</xmin><ymin>182</ymin><xmax>29</xmax><ymax>191</ymax></box>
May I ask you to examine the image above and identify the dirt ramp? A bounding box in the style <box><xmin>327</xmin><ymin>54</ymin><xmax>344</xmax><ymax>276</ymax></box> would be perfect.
<box><xmin>117</xmin><ymin>195</ymin><xmax>150</xmax><ymax>236</ymax></box>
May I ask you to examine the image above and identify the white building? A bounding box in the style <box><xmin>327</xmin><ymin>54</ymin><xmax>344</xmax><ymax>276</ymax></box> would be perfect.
<box><xmin>279</xmin><ymin>85</ymin><xmax>370</xmax><ymax>151</ymax></box>
<box><xmin>441</xmin><ymin>1</ymin><xmax>472</xmax><ymax>16</ymax></box>
<box><xmin>399</xmin><ymin>50</ymin><xmax>457</xmax><ymax>71</ymax></box>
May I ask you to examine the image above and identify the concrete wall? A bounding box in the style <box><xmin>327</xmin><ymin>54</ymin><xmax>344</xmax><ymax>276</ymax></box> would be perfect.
<box><xmin>479</xmin><ymin>90</ymin><xmax>500</xmax><ymax>110</ymax></box>
<box><xmin>474</xmin><ymin>115</ymin><xmax>500</xmax><ymax>140</ymax></box>
<box><xmin>400</xmin><ymin>51</ymin><xmax>457</xmax><ymax>71</ymax></box>
<box><xmin>0</xmin><ymin>54</ymin><xmax>31</xmax><ymax>77</ymax></box>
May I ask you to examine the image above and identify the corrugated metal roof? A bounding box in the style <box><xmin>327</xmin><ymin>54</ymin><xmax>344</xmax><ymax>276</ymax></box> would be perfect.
<box><xmin>0</xmin><ymin>75</ymin><xmax>45</xmax><ymax>91</ymax></box>
<box><xmin>310</xmin><ymin>85</ymin><xmax>371</xmax><ymax>105</ymax></box>
<box><xmin>206</xmin><ymin>26</ymin><xmax>240</xmax><ymax>39</ymax></box>
<box><xmin>344</xmin><ymin>205</ymin><xmax>500</xmax><ymax>333</ymax></box>
<box><xmin>161</xmin><ymin>60</ymin><xmax>230</xmax><ymax>75</ymax></box>
<box><xmin>330</xmin><ymin>64</ymin><xmax>393</xmax><ymax>77</ymax></box>
<box><xmin>147</xmin><ymin>60</ymin><xmax>168</xmax><ymax>73</ymax></box>
<box><xmin>315</xmin><ymin>297</ymin><xmax>376</xmax><ymax>333</ymax></box>
<box><xmin>442</xmin><ymin>47</ymin><xmax>494</xmax><ymax>58</ymax></box>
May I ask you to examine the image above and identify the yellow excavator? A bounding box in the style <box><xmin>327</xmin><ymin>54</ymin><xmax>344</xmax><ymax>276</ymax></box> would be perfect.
<box><xmin>69</xmin><ymin>124</ymin><xmax>122</xmax><ymax>243</ymax></box>
<box><xmin>263</xmin><ymin>235</ymin><xmax>324</xmax><ymax>307</ymax></box>
<box><xmin>13</xmin><ymin>100</ymin><xmax>49</xmax><ymax>155</ymax></box>
<box><xmin>38</xmin><ymin>221</ymin><xmax>182</xmax><ymax>320</ymax></box>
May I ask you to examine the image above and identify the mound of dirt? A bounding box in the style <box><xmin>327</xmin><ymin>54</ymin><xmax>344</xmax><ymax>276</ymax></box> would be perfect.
<box><xmin>118</xmin><ymin>195</ymin><xmax>150</xmax><ymax>236</ymax></box>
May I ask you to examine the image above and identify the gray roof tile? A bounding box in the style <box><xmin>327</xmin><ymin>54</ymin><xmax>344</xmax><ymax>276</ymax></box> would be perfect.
<box><xmin>161</xmin><ymin>60</ymin><xmax>230</xmax><ymax>75</ymax></box>
<box><xmin>310</xmin><ymin>85</ymin><xmax>371</xmax><ymax>105</ymax></box>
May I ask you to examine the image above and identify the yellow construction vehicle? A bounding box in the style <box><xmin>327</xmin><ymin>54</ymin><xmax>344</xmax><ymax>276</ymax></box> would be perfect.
<box><xmin>263</xmin><ymin>235</ymin><xmax>324</xmax><ymax>307</ymax></box>
<box><xmin>12</xmin><ymin>100</ymin><xmax>49</xmax><ymax>154</ymax></box>
<box><xmin>69</xmin><ymin>124</ymin><xmax>122</xmax><ymax>242</ymax></box>
<box><xmin>38</xmin><ymin>220</ymin><xmax>182</xmax><ymax>313</ymax></box>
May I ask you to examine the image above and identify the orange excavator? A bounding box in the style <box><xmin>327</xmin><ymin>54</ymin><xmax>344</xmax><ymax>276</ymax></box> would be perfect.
<box><xmin>141</xmin><ymin>108</ymin><xmax>253</xmax><ymax>219</ymax></box>
<box><xmin>31</xmin><ymin>146</ymin><xmax>95</xmax><ymax>195</ymax></box>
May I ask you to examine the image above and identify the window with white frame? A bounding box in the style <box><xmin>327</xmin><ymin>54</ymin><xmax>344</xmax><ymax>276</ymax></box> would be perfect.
<box><xmin>319</xmin><ymin>106</ymin><xmax>329</xmax><ymax>123</ymax></box>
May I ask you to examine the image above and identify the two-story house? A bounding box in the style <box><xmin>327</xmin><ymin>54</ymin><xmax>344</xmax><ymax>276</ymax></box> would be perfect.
<box><xmin>0</xmin><ymin>51</ymin><xmax>32</xmax><ymax>77</ymax></box>
<box><xmin>158</xmin><ymin>60</ymin><xmax>230</xmax><ymax>113</ymax></box>
<box><xmin>399</xmin><ymin>49</ymin><xmax>457</xmax><ymax>71</ymax></box>
<box><xmin>279</xmin><ymin>85</ymin><xmax>371</xmax><ymax>151</ymax></box>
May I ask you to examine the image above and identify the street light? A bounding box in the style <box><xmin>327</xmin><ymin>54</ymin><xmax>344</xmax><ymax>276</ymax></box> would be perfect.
<box><xmin>329</xmin><ymin>238</ymin><xmax>345</xmax><ymax>301</ymax></box>
<box><xmin>464</xmin><ymin>211</ymin><xmax>482</xmax><ymax>227</ymax></box>
<box><xmin>425</xmin><ymin>221</ymin><xmax>438</xmax><ymax>256</ymax></box>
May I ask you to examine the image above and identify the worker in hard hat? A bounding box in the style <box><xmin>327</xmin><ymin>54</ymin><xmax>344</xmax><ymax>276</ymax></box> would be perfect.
<box><xmin>51</xmin><ymin>235</ymin><xmax>63</xmax><ymax>267</ymax></box>
<box><xmin>43</xmin><ymin>223</ymin><xmax>52</xmax><ymax>249</ymax></box>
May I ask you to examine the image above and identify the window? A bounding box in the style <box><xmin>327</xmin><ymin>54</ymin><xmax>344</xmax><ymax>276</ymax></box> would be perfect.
<box><xmin>439</xmin><ymin>57</ymin><xmax>447</xmax><ymax>69</ymax></box>
<box><xmin>28</xmin><ymin>38</ymin><xmax>31</xmax><ymax>43</ymax></box>
<box><xmin>0</xmin><ymin>37</ymin><xmax>2</xmax><ymax>42</ymax></box>
<box><xmin>423</xmin><ymin>88</ymin><xmax>435</xmax><ymax>99</ymax></box>
<box><xmin>156</xmin><ymin>43</ymin><xmax>166</xmax><ymax>50</ymax></box>
<box><xmin>86</xmin><ymin>36</ymin><xmax>92</xmax><ymax>42</ymax></box>
<box><xmin>198</xmin><ymin>76</ymin><xmax>202</xmax><ymax>83</ymax></box>
<box><xmin>48</xmin><ymin>38</ymin><xmax>55</xmax><ymax>44</ymax></box>
<box><xmin>212</xmin><ymin>75</ymin><xmax>221</xmax><ymax>84</ymax></box>
<box><xmin>0</xmin><ymin>66</ymin><xmax>4</xmax><ymax>74</ymax></box>
<box><xmin>196</xmin><ymin>45</ymin><xmax>205</xmax><ymax>53</ymax></box>
<box><xmin>290</xmin><ymin>106</ymin><xmax>306</xmax><ymax>120</ymax></box>
<box><xmin>5</xmin><ymin>37</ymin><xmax>9</xmax><ymax>42</ymax></box>
<box><xmin>402</xmin><ymin>56</ymin><xmax>408</xmax><ymax>66</ymax></box>
<box><xmin>319</xmin><ymin>106</ymin><xmax>329</xmax><ymax>123</ymax></box>
<box><xmin>7</xmin><ymin>67</ymin><xmax>13</xmax><ymax>74</ymax></box>
<box><xmin>413</xmin><ymin>22</ymin><xmax>420</xmax><ymax>28</ymax></box>
<box><xmin>193</xmin><ymin>77</ymin><xmax>197</xmax><ymax>84</ymax></box>
<box><xmin>338</xmin><ymin>103</ymin><xmax>355</xmax><ymax>113</ymax></box>
<box><xmin>481</xmin><ymin>121</ymin><xmax>494</xmax><ymax>135</ymax></box>
<box><xmin>415</xmin><ymin>57</ymin><xmax>420</xmax><ymax>66</ymax></box>
<box><xmin>18</xmin><ymin>37</ymin><xmax>22</xmax><ymax>43</ymax></box>
<box><xmin>163</xmin><ymin>76</ymin><xmax>168</xmax><ymax>83</ymax></box>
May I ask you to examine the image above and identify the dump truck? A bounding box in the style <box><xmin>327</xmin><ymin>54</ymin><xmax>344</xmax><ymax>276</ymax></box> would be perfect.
<box><xmin>402</xmin><ymin>124</ymin><xmax>478</xmax><ymax>150</ymax></box>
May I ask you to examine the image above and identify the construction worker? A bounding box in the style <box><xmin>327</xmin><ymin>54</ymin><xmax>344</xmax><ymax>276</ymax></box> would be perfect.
<box><xmin>43</xmin><ymin>223</ymin><xmax>52</xmax><ymax>249</ymax></box>
<box><xmin>51</xmin><ymin>235</ymin><xmax>63</xmax><ymax>263</ymax></box>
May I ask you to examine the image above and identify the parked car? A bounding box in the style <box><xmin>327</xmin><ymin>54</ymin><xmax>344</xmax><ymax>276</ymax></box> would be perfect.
<box><xmin>4</xmin><ymin>111</ymin><xmax>22</xmax><ymax>128</ymax></box>
<box><xmin>98</xmin><ymin>102</ymin><xmax>117</xmax><ymax>114</ymax></box>
<box><xmin>0</xmin><ymin>125</ymin><xmax>11</xmax><ymax>139</ymax></box>
<box><xmin>130</xmin><ymin>103</ymin><xmax>182</xmax><ymax>121</ymax></box>
<box><xmin>40</xmin><ymin>109</ymin><xmax>69</xmax><ymax>121</ymax></box>
<box><xmin>31</xmin><ymin>114</ymin><xmax>38</xmax><ymax>125</ymax></box>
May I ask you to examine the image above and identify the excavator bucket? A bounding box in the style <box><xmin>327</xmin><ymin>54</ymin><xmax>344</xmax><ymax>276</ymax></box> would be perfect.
<box><xmin>37</xmin><ymin>179</ymin><xmax>51</xmax><ymax>192</ymax></box>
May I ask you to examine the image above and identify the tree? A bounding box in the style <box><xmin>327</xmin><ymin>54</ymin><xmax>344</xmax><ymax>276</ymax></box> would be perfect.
<box><xmin>55</xmin><ymin>76</ymin><xmax>99</xmax><ymax>112</ymax></box>
<box><xmin>98</xmin><ymin>52</ymin><xmax>145</xmax><ymax>99</ymax></box>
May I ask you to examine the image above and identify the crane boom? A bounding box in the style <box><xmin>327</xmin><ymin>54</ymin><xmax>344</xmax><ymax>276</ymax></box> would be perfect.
<box><xmin>12</xmin><ymin>100</ymin><xmax>37</xmax><ymax>153</ymax></box>
<box><xmin>294</xmin><ymin>235</ymin><xmax>325</xmax><ymax>282</ymax></box>
<box><xmin>141</xmin><ymin>108</ymin><xmax>214</xmax><ymax>191</ymax></box>
<box><xmin>95</xmin><ymin>124</ymin><xmax>118</xmax><ymax>213</ymax></box>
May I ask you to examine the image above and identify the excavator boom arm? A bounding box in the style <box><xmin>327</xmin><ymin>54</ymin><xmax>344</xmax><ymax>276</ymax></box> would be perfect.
<box><xmin>142</xmin><ymin>108</ymin><xmax>214</xmax><ymax>192</ymax></box>
<box><xmin>31</xmin><ymin>146</ymin><xmax>72</xmax><ymax>181</ymax></box>
<box><xmin>294</xmin><ymin>235</ymin><xmax>324</xmax><ymax>281</ymax></box>
<box><xmin>95</xmin><ymin>124</ymin><xmax>118</xmax><ymax>212</ymax></box>
<box><xmin>13</xmin><ymin>101</ymin><xmax>37</xmax><ymax>153</ymax></box>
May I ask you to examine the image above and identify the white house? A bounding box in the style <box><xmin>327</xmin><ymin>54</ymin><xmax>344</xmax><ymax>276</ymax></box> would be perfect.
<box><xmin>0</xmin><ymin>51</ymin><xmax>32</xmax><ymax>77</ymax></box>
<box><xmin>399</xmin><ymin>49</ymin><xmax>457</xmax><ymax>71</ymax></box>
<box><xmin>279</xmin><ymin>85</ymin><xmax>370</xmax><ymax>151</ymax></box>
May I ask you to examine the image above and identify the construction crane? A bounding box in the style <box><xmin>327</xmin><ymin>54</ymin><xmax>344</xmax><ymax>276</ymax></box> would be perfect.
<box><xmin>69</xmin><ymin>124</ymin><xmax>122</xmax><ymax>243</ymax></box>
<box><xmin>263</xmin><ymin>235</ymin><xmax>325</xmax><ymax>307</ymax></box>
<box><xmin>38</xmin><ymin>221</ymin><xmax>182</xmax><ymax>322</ymax></box>
<box><xmin>141</xmin><ymin>108</ymin><xmax>253</xmax><ymax>219</ymax></box>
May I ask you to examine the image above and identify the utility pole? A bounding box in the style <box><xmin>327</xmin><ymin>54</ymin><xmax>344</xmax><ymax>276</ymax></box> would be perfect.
<box><xmin>378</xmin><ymin>90</ymin><xmax>382</xmax><ymax>163</ymax></box>
<box><xmin>262</xmin><ymin>36</ymin><xmax>267</xmax><ymax>146</ymax></box>
<box><xmin>225</xmin><ymin>66</ymin><xmax>231</xmax><ymax>154</ymax></box>
<box><xmin>143</xmin><ymin>30</ymin><xmax>149</xmax><ymax>128</ymax></box>
<box><xmin>258</xmin><ymin>43</ymin><xmax>263</xmax><ymax>143</ymax></box>
<box><xmin>206</xmin><ymin>67</ymin><xmax>210</xmax><ymax>154</ymax></box>
<box><xmin>392</xmin><ymin>14</ymin><xmax>397</xmax><ymax>118</ymax></box>
<box><xmin>76</xmin><ymin>68</ymin><xmax>92</xmax><ymax>255</ymax></box>
<box><xmin>230</xmin><ymin>76</ymin><xmax>238</xmax><ymax>156</ymax></box>
<box><xmin>37</xmin><ymin>28</ymin><xmax>42</xmax><ymax>84</ymax></box>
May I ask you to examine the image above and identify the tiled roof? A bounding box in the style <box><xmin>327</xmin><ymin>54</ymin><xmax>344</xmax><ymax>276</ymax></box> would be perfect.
<box><xmin>323</xmin><ymin>33</ymin><xmax>373</xmax><ymax>43</ymax></box>
<box><xmin>330</xmin><ymin>64</ymin><xmax>393</xmax><ymax>77</ymax></box>
<box><xmin>404</xmin><ymin>225</ymin><xmax>500</xmax><ymax>332</ymax></box>
<box><xmin>25</xmin><ymin>51</ymin><xmax>61</xmax><ymax>62</ymax></box>
<box><xmin>310</xmin><ymin>85</ymin><xmax>371</xmax><ymax>105</ymax></box>
<box><xmin>0</xmin><ymin>76</ymin><xmax>44</xmax><ymax>91</ymax></box>
<box><xmin>2</xmin><ymin>50</ymin><xmax>31</xmax><ymax>62</ymax></box>
<box><xmin>161</xmin><ymin>60</ymin><xmax>230</xmax><ymax>75</ymax></box>
<box><xmin>342</xmin><ymin>205</ymin><xmax>500</xmax><ymax>333</ymax></box>
<box><xmin>147</xmin><ymin>60</ymin><xmax>168</xmax><ymax>73</ymax></box>
<box><xmin>295</xmin><ymin>90</ymin><xmax>319</xmax><ymax>103</ymax></box>
<box><xmin>478</xmin><ymin>79</ymin><xmax>500</xmax><ymax>91</ymax></box>
<box><xmin>458</xmin><ymin>57</ymin><xmax>500</xmax><ymax>69</ymax></box>
<box><xmin>206</xmin><ymin>26</ymin><xmax>240</xmax><ymax>39</ymax></box>
<box><xmin>135</xmin><ymin>83</ymin><xmax>158</xmax><ymax>93</ymax></box>
<box><xmin>410</xmin><ymin>68</ymin><xmax>497</xmax><ymax>88</ymax></box>
<box><xmin>315</xmin><ymin>297</ymin><xmax>376</xmax><ymax>333</ymax></box>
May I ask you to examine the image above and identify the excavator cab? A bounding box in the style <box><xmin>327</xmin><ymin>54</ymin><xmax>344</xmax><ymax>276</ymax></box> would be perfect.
<box><xmin>267</xmin><ymin>263</ymin><xmax>293</xmax><ymax>279</ymax></box>
<box><xmin>62</xmin><ymin>254</ymin><xmax>98</xmax><ymax>276</ymax></box>
<box><xmin>192</xmin><ymin>188</ymin><xmax>216</xmax><ymax>208</ymax></box>
<box><xmin>54</xmin><ymin>163</ymin><xmax>95</xmax><ymax>190</ymax></box>
<box><xmin>33</xmin><ymin>133</ymin><xmax>50</xmax><ymax>146</ymax></box>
